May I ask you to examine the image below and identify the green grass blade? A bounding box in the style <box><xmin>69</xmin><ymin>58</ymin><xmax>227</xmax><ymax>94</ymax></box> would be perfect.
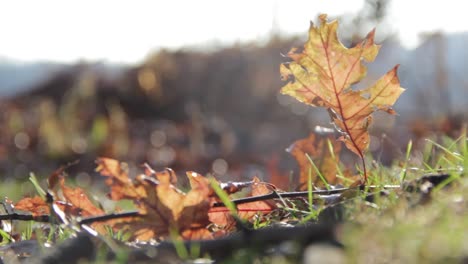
<box><xmin>400</xmin><ymin>140</ymin><xmax>413</xmax><ymax>182</ymax></box>
<box><xmin>170</xmin><ymin>228</ymin><xmax>189</xmax><ymax>260</ymax></box>
<box><xmin>209</xmin><ymin>178</ymin><xmax>237</xmax><ymax>217</ymax></box>
<box><xmin>305</xmin><ymin>153</ymin><xmax>330</xmax><ymax>190</ymax></box>
<box><xmin>307</xmin><ymin>167</ymin><xmax>313</xmax><ymax>212</ymax></box>
<box><xmin>327</xmin><ymin>139</ymin><xmax>345</xmax><ymax>180</ymax></box>
<box><xmin>426</xmin><ymin>139</ymin><xmax>463</xmax><ymax>161</ymax></box>
<box><xmin>0</xmin><ymin>229</ymin><xmax>12</xmax><ymax>243</ymax></box>
<box><xmin>29</xmin><ymin>172</ymin><xmax>46</xmax><ymax>199</ymax></box>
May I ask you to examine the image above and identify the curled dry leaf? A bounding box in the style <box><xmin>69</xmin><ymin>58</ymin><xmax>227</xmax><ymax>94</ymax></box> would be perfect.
<box><xmin>14</xmin><ymin>196</ymin><xmax>50</xmax><ymax>216</ymax></box>
<box><xmin>96</xmin><ymin>158</ymin><xmax>278</xmax><ymax>240</ymax></box>
<box><xmin>96</xmin><ymin>158</ymin><xmax>214</xmax><ymax>241</ymax></box>
<box><xmin>59</xmin><ymin>177</ymin><xmax>104</xmax><ymax>217</ymax></box>
<box><xmin>209</xmin><ymin>177</ymin><xmax>277</xmax><ymax>228</ymax></box>
<box><xmin>47</xmin><ymin>160</ymin><xmax>79</xmax><ymax>191</ymax></box>
<box><xmin>96</xmin><ymin>158</ymin><xmax>146</xmax><ymax>200</ymax></box>
<box><xmin>14</xmin><ymin>158</ymin><xmax>281</xmax><ymax>242</ymax></box>
<box><xmin>265</xmin><ymin>154</ymin><xmax>291</xmax><ymax>191</ymax></box>
<box><xmin>57</xmin><ymin>177</ymin><xmax>111</xmax><ymax>233</ymax></box>
<box><xmin>280</xmin><ymin>14</ymin><xmax>404</xmax><ymax>180</ymax></box>
<box><xmin>287</xmin><ymin>132</ymin><xmax>341</xmax><ymax>189</ymax></box>
<box><xmin>237</xmin><ymin>177</ymin><xmax>277</xmax><ymax>219</ymax></box>
<box><xmin>15</xmin><ymin>174</ymin><xmax>107</xmax><ymax>233</ymax></box>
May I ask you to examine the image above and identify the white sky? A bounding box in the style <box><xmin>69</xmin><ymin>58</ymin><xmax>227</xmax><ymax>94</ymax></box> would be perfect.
<box><xmin>0</xmin><ymin>0</ymin><xmax>466</xmax><ymax>64</ymax></box>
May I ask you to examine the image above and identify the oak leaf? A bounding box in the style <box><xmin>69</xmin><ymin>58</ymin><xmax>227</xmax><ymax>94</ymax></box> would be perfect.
<box><xmin>96</xmin><ymin>158</ymin><xmax>146</xmax><ymax>200</ymax></box>
<box><xmin>56</xmin><ymin>176</ymin><xmax>114</xmax><ymax>233</ymax></box>
<box><xmin>59</xmin><ymin>177</ymin><xmax>105</xmax><ymax>217</ymax></box>
<box><xmin>280</xmin><ymin>14</ymin><xmax>404</xmax><ymax>180</ymax></box>
<box><xmin>96</xmin><ymin>158</ymin><xmax>214</xmax><ymax>241</ymax></box>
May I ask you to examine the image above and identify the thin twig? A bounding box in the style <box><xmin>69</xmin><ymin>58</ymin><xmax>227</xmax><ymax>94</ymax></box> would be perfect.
<box><xmin>78</xmin><ymin>211</ymin><xmax>140</xmax><ymax>225</ymax></box>
<box><xmin>213</xmin><ymin>184</ymin><xmax>401</xmax><ymax>207</ymax></box>
<box><xmin>0</xmin><ymin>211</ymin><xmax>141</xmax><ymax>225</ymax></box>
<box><xmin>0</xmin><ymin>212</ymin><xmax>49</xmax><ymax>222</ymax></box>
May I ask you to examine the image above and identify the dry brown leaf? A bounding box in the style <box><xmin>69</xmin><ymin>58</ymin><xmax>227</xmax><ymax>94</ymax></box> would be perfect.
<box><xmin>209</xmin><ymin>177</ymin><xmax>276</xmax><ymax>228</ymax></box>
<box><xmin>14</xmin><ymin>159</ymin><xmax>280</xmax><ymax>242</ymax></box>
<box><xmin>96</xmin><ymin>158</ymin><xmax>146</xmax><ymax>200</ymax></box>
<box><xmin>14</xmin><ymin>184</ymin><xmax>105</xmax><ymax>232</ymax></box>
<box><xmin>14</xmin><ymin>196</ymin><xmax>49</xmax><ymax>216</ymax></box>
<box><xmin>57</xmin><ymin>177</ymin><xmax>112</xmax><ymax>233</ymax></box>
<box><xmin>287</xmin><ymin>132</ymin><xmax>341</xmax><ymax>189</ymax></box>
<box><xmin>59</xmin><ymin>177</ymin><xmax>104</xmax><ymax>217</ymax></box>
<box><xmin>237</xmin><ymin>177</ymin><xmax>276</xmax><ymax>219</ymax></box>
<box><xmin>96</xmin><ymin>159</ymin><xmax>213</xmax><ymax>241</ymax></box>
<box><xmin>266</xmin><ymin>154</ymin><xmax>290</xmax><ymax>190</ymax></box>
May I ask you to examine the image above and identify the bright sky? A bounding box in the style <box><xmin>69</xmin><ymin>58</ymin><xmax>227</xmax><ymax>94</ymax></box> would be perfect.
<box><xmin>0</xmin><ymin>0</ymin><xmax>466</xmax><ymax>64</ymax></box>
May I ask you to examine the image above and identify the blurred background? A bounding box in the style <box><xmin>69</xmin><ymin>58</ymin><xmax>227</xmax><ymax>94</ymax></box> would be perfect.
<box><xmin>0</xmin><ymin>0</ymin><xmax>467</xmax><ymax>190</ymax></box>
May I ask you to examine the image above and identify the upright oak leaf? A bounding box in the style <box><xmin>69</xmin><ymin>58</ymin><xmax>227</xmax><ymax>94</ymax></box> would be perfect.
<box><xmin>280</xmin><ymin>14</ymin><xmax>404</xmax><ymax>180</ymax></box>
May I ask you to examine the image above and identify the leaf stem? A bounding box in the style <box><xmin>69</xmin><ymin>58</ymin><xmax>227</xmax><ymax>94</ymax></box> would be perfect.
<box><xmin>361</xmin><ymin>154</ymin><xmax>368</xmax><ymax>183</ymax></box>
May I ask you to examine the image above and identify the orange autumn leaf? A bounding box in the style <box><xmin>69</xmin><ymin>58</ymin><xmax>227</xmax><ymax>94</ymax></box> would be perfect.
<box><xmin>14</xmin><ymin>196</ymin><xmax>50</xmax><ymax>216</ymax></box>
<box><xmin>209</xmin><ymin>177</ymin><xmax>276</xmax><ymax>227</ymax></box>
<box><xmin>287</xmin><ymin>132</ymin><xmax>341</xmax><ymax>189</ymax></box>
<box><xmin>266</xmin><ymin>154</ymin><xmax>290</xmax><ymax>190</ymax></box>
<box><xmin>237</xmin><ymin>177</ymin><xmax>276</xmax><ymax>219</ymax></box>
<box><xmin>14</xmin><ymin>165</ymin><xmax>128</xmax><ymax>236</ymax></box>
<box><xmin>280</xmin><ymin>14</ymin><xmax>404</xmax><ymax>180</ymax></box>
<box><xmin>130</xmin><ymin>171</ymin><xmax>213</xmax><ymax>241</ymax></box>
<box><xmin>47</xmin><ymin>161</ymin><xmax>79</xmax><ymax>191</ymax></box>
<box><xmin>47</xmin><ymin>165</ymin><xmax>66</xmax><ymax>191</ymax></box>
<box><xmin>96</xmin><ymin>158</ymin><xmax>213</xmax><ymax>241</ymax></box>
<box><xmin>59</xmin><ymin>177</ymin><xmax>105</xmax><ymax>217</ymax></box>
<box><xmin>96</xmin><ymin>158</ymin><xmax>146</xmax><ymax>200</ymax></box>
<box><xmin>16</xmin><ymin>171</ymin><xmax>108</xmax><ymax>233</ymax></box>
<box><xmin>178</xmin><ymin>172</ymin><xmax>214</xmax><ymax>240</ymax></box>
<box><xmin>57</xmin><ymin>177</ymin><xmax>112</xmax><ymax>233</ymax></box>
<box><xmin>14</xmin><ymin>190</ymin><xmax>100</xmax><ymax>226</ymax></box>
<box><xmin>14</xmin><ymin>196</ymin><xmax>80</xmax><ymax>221</ymax></box>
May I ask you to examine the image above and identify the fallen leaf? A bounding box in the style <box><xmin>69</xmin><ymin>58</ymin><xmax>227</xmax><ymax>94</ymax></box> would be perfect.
<box><xmin>237</xmin><ymin>177</ymin><xmax>276</xmax><ymax>219</ymax></box>
<box><xmin>265</xmin><ymin>154</ymin><xmax>290</xmax><ymax>190</ymax></box>
<box><xmin>60</xmin><ymin>177</ymin><xmax>105</xmax><ymax>217</ymax></box>
<box><xmin>96</xmin><ymin>158</ymin><xmax>146</xmax><ymax>200</ymax></box>
<box><xmin>14</xmin><ymin>196</ymin><xmax>49</xmax><ymax>216</ymax></box>
<box><xmin>287</xmin><ymin>132</ymin><xmax>341</xmax><ymax>189</ymax></box>
<box><xmin>209</xmin><ymin>177</ymin><xmax>276</xmax><ymax>227</ymax></box>
<box><xmin>97</xmin><ymin>159</ymin><xmax>213</xmax><ymax>241</ymax></box>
